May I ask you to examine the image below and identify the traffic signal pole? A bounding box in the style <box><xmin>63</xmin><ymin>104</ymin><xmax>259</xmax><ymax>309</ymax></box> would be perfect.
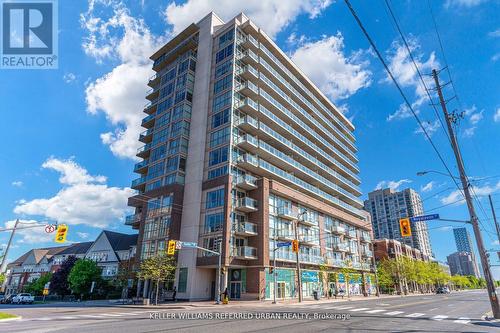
<box><xmin>433</xmin><ymin>69</ymin><xmax>500</xmax><ymax>319</ymax></box>
<box><xmin>0</xmin><ymin>219</ymin><xmax>19</xmax><ymax>273</ymax></box>
<box><xmin>294</xmin><ymin>219</ymin><xmax>302</xmax><ymax>302</ymax></box>
<box><xmin>488</xmin><ymin>195</ymin><xmax>500</xmax><ymax>247</ymax></box>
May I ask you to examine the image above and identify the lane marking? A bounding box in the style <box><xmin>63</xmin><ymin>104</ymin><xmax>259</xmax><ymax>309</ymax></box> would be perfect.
<box><xmin>454</xmin><ymin>317</ymin><xmax>471</xmax><ymax>324</ymax></box>
<box><xmin>33</xmin><ymin>317</ymin><xmax>51</xmax><ymax>321</ymax></box>
<box><xmin>349</xmin><ymin>308</ymin><xmax>370</xmax><ymax>312</ymax></box>
<box><xmin>385</xmin><ymin>311</ymin><xmax>404</xmax><ymax>316</ymax></box>
<box><xmin>335</xmin><ymin>306</ymin><xmax>354</xmax><ymax>310</ymax></box>
<box><xmin>432</xmin><ymin>315</ymin><xmax>448</xmax><ymax>321</ymax></box>
<box><xmin>58</xmin><ymin>316</ymin><xmax>78</xmax><ymax>320</ymax></box>
<box><xmin>365</xmin><ymin>309</ymin><xmax>385</xmax><ymax>314</ymax></box>
<box><xmin>428</xmin><ymin>307</ymin><xmax>438</xmax><ymax>311</ymax></box>
<box><xmin>405</xmin><ymin>313</ymin><xmax>425</xmax><ymax>318</ymax></box>
<box><xmin>100</xmin><ymin>313</ymin><xmax>124</xmax><ymax>317</ymax></box>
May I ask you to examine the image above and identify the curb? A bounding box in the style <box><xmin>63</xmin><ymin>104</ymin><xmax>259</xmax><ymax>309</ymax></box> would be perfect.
<box><xmin>0</xmin><ymin>316</ymin><xmax>22</xmax><ymax>322</ymax></box>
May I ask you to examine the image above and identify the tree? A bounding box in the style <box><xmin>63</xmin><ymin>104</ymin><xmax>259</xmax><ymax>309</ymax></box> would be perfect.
<box><xmin>138</xmin><ymin>253</ymin><xmax>176</xmax><ymax>305</ymax></box>
<box><xmin>50</xmin><ymin>256</ymin><xmax>78</xmax><ymax>296</ymax></box>
<box><xmin>68</xmin><ymin>259</ymin><xmax>102</xmax><ymax>299</ymax></box>
<box><xmin>0</xmin><ymin>273</ymin><xmax>5</xmax><ymax>285</ymax></box>
<box><xmin>24</xmin><ymin>273</ymin><xmax>52</xmax><ymax>295</ymax></box>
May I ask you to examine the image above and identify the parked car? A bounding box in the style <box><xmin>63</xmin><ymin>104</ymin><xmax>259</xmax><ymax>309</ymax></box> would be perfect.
<box><xmin>0</xmin><ymin>295</ymin><xmax>5</xmax><ymax>303</ymax></box>
<box><xmin>436</xmin><ymin>287</ymin><xmax>451</xmax><ymax>294</ymax></box>
<box><xmin>2</xmin><ymin>294</ymin><xmax>16</xmax><ymax>304</ymax></box>
<box><xmin>12</xmin><ymin>293</ymin><xmax>34</xmax><ymax>304</ymax></box>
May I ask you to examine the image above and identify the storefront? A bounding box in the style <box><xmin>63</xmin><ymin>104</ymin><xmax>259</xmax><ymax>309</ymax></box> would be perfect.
<box><xmin>301</xmin><ymin>270</ymin><xmax>323</xmax><ymax>297</ymax></box>
<box><xmin>348</xmin><ymin>273</ymin><xmax>363</xmax><ymax>295</ymax></box>
<box><xmin>228</xmin><ymin>268</ymin><xmax>247</xmax><ymax>299</ymax></box>
<box><xmin>265</xmin><ymin>268</ymin><xmax>324</xmax><ymax>299</ymax></box>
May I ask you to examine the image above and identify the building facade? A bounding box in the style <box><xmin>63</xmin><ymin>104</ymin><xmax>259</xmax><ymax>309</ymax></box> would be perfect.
<box><xmin>364</xmin><ymin>188</ymin><xmax>432</xmax><ymax>257</ymax></box>
<box><xmin>373</xmin><ymin>238</ymin><xmax>430</xmax><ymax>263</ymax></box>
<box><xmin>126</xmin><ymin>12</ymin><xmax>374</xmax><ymax>301</ymax></box>
<box><xmin>447</xmin><ymin>251</ymin><xmax>480</xmax><ymax>278</ymax></box>
<box><xmin>453</xmin><ymin>227</ymin><xmax>473</xmax><ymax>253</ymax></box>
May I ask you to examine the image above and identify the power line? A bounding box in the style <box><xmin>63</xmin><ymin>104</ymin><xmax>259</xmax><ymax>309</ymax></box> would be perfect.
<box><xmin>342</xmin><ymin>0</ymin><xmax>465</xmax><ymax>201</ymax></box>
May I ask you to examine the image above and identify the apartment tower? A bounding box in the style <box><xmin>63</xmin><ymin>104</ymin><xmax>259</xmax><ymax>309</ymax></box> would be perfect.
<box><xmin>126</xmin><ymin>12</ymin><xmax>372</xmax><ymax>301</ymax></box>
<box><xmin>364</xmin><ymin>188</ymin><xmax>433</xmax><ymax>257</ymax></box>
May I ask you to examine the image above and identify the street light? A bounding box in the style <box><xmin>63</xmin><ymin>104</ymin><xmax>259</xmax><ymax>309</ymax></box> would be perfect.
<box><xmin>416</xmin><ymin>170</ymin><xmax>459</xmax><ymax>179</ymax></box>
<box><xmin>294</xmin><ymin>209</ymin><xmax>307</xmax><ymax>302</ymax></box>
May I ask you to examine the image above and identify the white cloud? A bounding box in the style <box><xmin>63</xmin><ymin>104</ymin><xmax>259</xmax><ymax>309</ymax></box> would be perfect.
<box><xmin>421</xmin><ymin>181</ymin><xmax>435</xmax><ymax>193</ymax></box>
<box><xmin>440</xmin><ymin>180</ymin><xmax>500</xmax><ymax>205</ymax></box>
<box><xmin>444</xmin><ymin>0</ymin><xmax>488</xmax><ymax>8</ymax></box>
<box><xmin>469</xmin><ymin>110</ymin><xmax>484</xmax><ymax>125</ymax></box>
<box><xmin>14</xmin><ymin>157</ymin><xmax>134</xmax><ymax>228</ymax></box>
<box><xmin>81</xmin><ymin>0</ymin><xmax>166</xmax><ymax>160</ymax></box>
<box><xmin>414</xmin><ymin>120</ymin><xmax>440</xmax><ymax>137</ymax></box>
<box><xmin>492</xmin><ymin>53</ymin><xmax>500</xmax><ymax>62</ymax></box>
<box><xmin>4</xmin><ymin>220</ymin><xmax>53</xmax><ymax>244</ymax></box>
<box><xmin>494</xmin><ymin>108</ymin><xmax>500</xmax><ymax>122</ymax></box>
<box><xmin>77</xmin><ymin>232</ymin><xmax>90</xmax><ymax>240</ymax></box>
<box><xmin>385</xmin><ymin>39</ymin><xmax>439</xmax><ymax>121</ymax></box>
<box><xmin>463</xmin><ymin>126</ymin><xmax>477</xmax><ymax>138</ymax></box>
<box><xmin>375</xmin><ymin>179</ymin><xmax>412</xmax><ymax>191</ymax></box>
<box><xmin>11</xmin><ymin>181</ymin><xmax>23</xmax><ymax>187</ymax></box>
<box><xmin>164</xmin><ymin>0</ymin><xmax>333</xmax><ymax>38</ymax></box>
<box><xmin>63</xmin><ymin>73</ymin><xmax>76</xmax><ymax>83</ymax></box>
<box><xmin>290</xmin><ymin>33</ymin><xmax>372</xmax><ymax>101</ymax></box>
<box><xmin>462</xmin><ymin>105</ymin><xmax>484</xmax><ymax>138</ymax></box>
<box><xmin>488</xmin><ymin>29</ymin><xmax>500</xmax><ymax>38</ymax></box>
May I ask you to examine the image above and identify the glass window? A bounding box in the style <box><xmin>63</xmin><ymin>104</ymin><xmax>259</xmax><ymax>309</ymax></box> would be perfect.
<box><xmin>206</xmin><ymin>188</ymin><xmax>225</xmax><ymax>209</ymax></box>
<box><xmin>208</xmin><ymin>165</ymin><xmax>228</xmax><ymax>179</ymax></box>
<box><xmin>211</xmin><ymin>108</ymin><xmax>229</xmax><ymax>128</ymax></box>
<box><xmin>212</xmin><ymin>91</ymin><xmax>232</xmax><ymax>113</ymax></box>
<box><xmin>215</xmin><ymin>60</ymin><xmax>233</xmax><ymax>79</ymax></box>
<box><xmin>209</xmin><ymin>126</ymin><xmax>230</xmax><ymax>148</ymax></box>
<box><xmin>213</xmin><ymin>75</ymin><xmax>232</xmax><ymax>94</ymax></box>
<box><xmin>208</xmin><ymin>146</ymin><xmax>228</xmax><ymax>166</ymax></box>
<box><xmin>215</xmin><ymin>43</ymin><xmax>234</xmax><ymax>64</ymax></box>
<box><xmin>204</xmin><ymin>212</ymin><xmax>224</xmax><ymax>233</ymax></box>
<box><xmin>219</xmin><ymin>29</ymin><xmax>234</xmax><ymax>47</ymax></box>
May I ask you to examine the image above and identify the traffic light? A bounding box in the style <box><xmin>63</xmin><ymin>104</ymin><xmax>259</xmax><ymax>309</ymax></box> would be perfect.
<box><xmin>167</xmin><ymin>240</ymin><xmax>177</xmax><ymax>255</ymax></box>
<box><xmin>292</xmin><ymin>240</ymin><xmax>299</xmax><ymax>253</ymax></box>
<box><xmin>54</xmin><ymin>224</ymin><xmax>68</xmax><ymax>243</ymax></box>
<box><xmin>399</xmin><ymin>218</ymin><xmax>412</xmax><ymax>237</ymax></box>
<box><xmin>269</xmin><ymin>266</ymin><xmax>274</xmax><ymax>275</ymax></box>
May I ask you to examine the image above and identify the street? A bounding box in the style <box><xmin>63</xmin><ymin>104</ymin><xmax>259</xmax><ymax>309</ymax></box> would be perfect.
<box><xmin>1</xmin><ymin>290</ymin><xmax>499</xmax><ymax>332</ymax></box>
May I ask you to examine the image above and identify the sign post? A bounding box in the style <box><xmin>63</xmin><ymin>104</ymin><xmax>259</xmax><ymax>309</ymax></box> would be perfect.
<box><xmin>409</xmin><ymin>214</ymin><xmax>440</xmax><ymax>222</ymax></box>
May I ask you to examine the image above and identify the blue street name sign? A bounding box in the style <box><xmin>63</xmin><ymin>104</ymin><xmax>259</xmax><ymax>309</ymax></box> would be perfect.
<box><xmin>180</xmin><ymin>241</ymin><xmax>198</xmax><ymax>248</ymax></box>
<box><xmin>410</xmin><ymin>214</ymin><xmax>440</xmax><ymax>222</ymax></box>
<box><xmin>276</xmin><ymin>242</ymin><xmax>291</xmax><ymax>248</ymax></box>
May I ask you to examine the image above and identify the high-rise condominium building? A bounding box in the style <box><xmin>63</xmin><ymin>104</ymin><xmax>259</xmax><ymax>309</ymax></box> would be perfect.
<box><xmin>364</xmin><ymin>188</ymin><xmax>433</xmax><ymax>257</ymax></box>
<box><xmin>126</xmin><ymin>12</ymin><xmax>372</xmax><ymax>301</ymax></box>
<box><xmin>447</xmin><ymin>251</ymin><xmax>480</xmax><ymax>278</ymax></box>
<box><xmin>453</xmin><ymin>227</ymin><xmax>473</xmax><ymax>253</ymax></box>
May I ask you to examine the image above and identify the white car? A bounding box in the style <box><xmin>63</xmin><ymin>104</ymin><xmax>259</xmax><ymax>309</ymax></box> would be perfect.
<box><xmin>12</xmin><ymin>293</ymin><xmax>34</xmax><ymax>304</ymax></box>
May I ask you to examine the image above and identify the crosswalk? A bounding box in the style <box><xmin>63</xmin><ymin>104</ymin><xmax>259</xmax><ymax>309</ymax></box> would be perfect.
<box><xmin>286</xmin><ymin>303</ymin><xmax>472</xmax><ymax>325</ymax></box>
<box><xmin>2</xmin><ymin>310</ymin><xmax>154</xmax><ymax>323</ymax></box>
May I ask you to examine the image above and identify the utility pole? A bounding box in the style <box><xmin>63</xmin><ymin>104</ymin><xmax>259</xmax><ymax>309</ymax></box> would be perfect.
<box><xmin>0</xmin><ymin>219</ymin><xmax>19</xmax><ymax>273</ymax></box>
<box><xmin>273</xmin><ymin>218</ymin><xmax>277</xmax><ymax>304</ymax></box>
<box><xmin>488</xmin><ymin>195</ymin><xmax>500</xmax><ymax>246</ymax></box>
<box><xmin>433</xmin><ymin>69</ymin><xmax>500</xmax><ymax>319</ymax></box>
<box><xmin>294</xmin><ymin>219</ymin><xmax>303</xmax><ymax>302</ymax></box>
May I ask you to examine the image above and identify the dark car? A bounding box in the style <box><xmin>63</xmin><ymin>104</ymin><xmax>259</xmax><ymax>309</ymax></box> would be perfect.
<box><xmin>3</xmin><ymin>294</ymin><xmax>17</xmax><ymax>304</ymax></box>
<box><xmin>0</xmin><ymin>295</ymin><xmax>5</xmax><ymax>304</ymax></box>
<box><xmin>436</xmin><ymin>287</ymin><xmax>450</xmax><ymax>294</ymax></box>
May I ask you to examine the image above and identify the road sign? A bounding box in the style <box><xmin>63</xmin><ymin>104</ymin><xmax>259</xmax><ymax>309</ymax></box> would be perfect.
<box><xmin>180</xmin><ymin>241</ymin><xmax>198</xmax><ymax>248</ymax></box>
<box><xmin>43</xmin><ymin>289</ymin><xmax>49</xmax><ymax>296</ymax></box>
<box><xmin>44</xmin><ymin>282</ymin><xmax>50</xmax><ymax>289</ymax></box>
<box><xmin>276</xmin><ymin>242</ymin><xmax>291</xmax><ymax>248</ymax></box>
<box><xmin>45</xmin><ymin>225</ymin><xmax>56</xmax><ymax>233</ymax></box>
<box><xmin>292</xmin><ymin>240</ymin><xmax>299</xmax><ymax>253</ymax></box>
<box><xmin>399</xmin><ymin>218</ymin><xmax>412</xmax><ymax>237</ymax></box>
<box><xmin>54</xmin><ymin>224</ymin><xmax>68</xmax><ymax>243</ymax></box>
<box><xmin>175</xmin><ymin>241</ymin><xmax>182</xmax><ymax>250</ymax></box>
<box><xmin>167</xmin><ymin>240</ymin><xmax>177</xmax><ymax>255</ymax></box>
<box><xmin>410</xmin><ymin>214</ymin><xmax>440</xmax><ymax>222</ymax></box>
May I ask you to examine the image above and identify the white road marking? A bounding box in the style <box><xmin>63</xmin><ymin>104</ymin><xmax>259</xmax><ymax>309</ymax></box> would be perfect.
<box><xmin>432</xmin><ymin>315</ymin><xmax>448</xmax><ymax>321</ymax></box>
<box><xmin>454</xmin><ymin>317</ymin><xmax>471</xmax><ymax>324</ymax></box>
<box><xmin>58</xmin><ymin>316</ymin><xmax>78</xmax><ymax>320</ymax></box>
<box><xmin>385</xmin><ymin>311</ymin><xmax>404</xmax><ymax>316</ymax></box>
<box><xmin>335</xmin><ymin>306</ymin><xmax>354</xmax><ymax>310</ymax></box>
<box><xmin>405</xmin><ymin>313</ymin><xmax>425</xmax><ymax>318</ymax></box>
<box><xmin>100</xmin><ymin>313</ymin><xmax>124</xmax><ymax>317</ymax></box>
<box><xmin>33</xmin><ymin>317</ymin><xmax>51</xmax><ymax>321</ymax></box>
<box><xmin>349</xmin><ymin>308</ymin><xmax>370</xmax><ymax>312</ymax></box>
<box><xmin>324</xmin><ymin>306</ymin><xmax>341</xmax><ymax>310</ymax></box>
<box><xmin>365</xmin><ymin>309</ymin><xmax>385</xmax><ymax>314</ymax></box>
<box><xmin>428</xmin><ymin>308</ymin><xmax>438</xmax><ymax>311</ymax></box>
<box><xmin>76</xmin><ymin>314</ymin><xmax>106</xmax><ymax>319</ymax></box>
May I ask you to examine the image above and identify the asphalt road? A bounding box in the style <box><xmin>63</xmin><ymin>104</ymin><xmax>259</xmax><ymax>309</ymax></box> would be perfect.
<box><xmin>1</xmin><ymin>290</ymin><xmax>499</xmax><ymax>332</ymax></box>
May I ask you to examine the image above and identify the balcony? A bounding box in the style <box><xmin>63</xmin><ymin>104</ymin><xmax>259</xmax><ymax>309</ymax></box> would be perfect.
<box><xmin>237</xmin><ymin>49</ymin><xmax>258</xmax><ymax>65</ymax></box>
<box><xmin>235</xmin><ymin>153</ymin><xmax>258</xmax><ymax>169</ymax></box>
<box><xmin>145</xmin><ymin>85</ymin><xmax>159</xmax><ymax>100</ymax></box>
<box><xmin>361</xmin><ymin>263</ymin><xmax>372</xmax><ymax>271</ymax></box>
<box><xmin>125</xmin><ymin>213</ymin><xmax>141</xmax><ymax>226</ymax></box>
<box><xmin>141</xmin><ymin>114</ymin><xmax>155</xmax><ymax>128</ymax></box>
<box><xmin>348</xmin><ymin>247</ymin><xmax>357</xmax><ymax>254</ymax></box>
<box><xmin>326</xmin><ymin>258</ymin><xmax>343</xmax><ymax>267</ymax></box>
<box><xmin>333</xmin><ymin>242</ymin><xmax>349</xmax><ymax>252</ymax></box>
<box><xmin>277</xmin><ymin>207</ymin><xmax>295</xmax><ymax>220</ymax></box>
<box><xmin>233</xmin><ymin>246</ymin><xmax>257</xmax><ymax>259</ymax></box>
<box><xmin>235</xmin><ymin>97</ymin><xmax>258</xmax><ymax>117</ymax></box>
<box><xmin>300</xmin><ymin>215</ymin><xmax>317</xmax><ymax>227</ymax></box>
<box><xmin>234</xmin><ymin>197</ymin><xmax>258</xmax><ymax>212</ymax></box>
<box><xmin>131</xmin><ymin>177</ymin><xmax>146</xmax><ymax>190</ymax></box>
<box><xmin>345</xmin><ymin>229</ymin><xmax>357</xmax><ymax>238</ymax></box>
<box><xmin>236</xmin><ymin>80</ymin><xmax>259</xmax><ymax>98</ymax></box>
<box><xmin>235</xmin><ymin>134</ymin><xmax>258</xmax><ymax>152</ymax></box>
<box><xmin>136</xmin><ymin>143</ymin><xmax>151</xmax><ymax>158</ymax></box>
<box><xmin>362</xmin><ymin>250</ymin><xmax>373</xmax><ymax>258</ymax></box>
<box><xmin>235</xmin><ymin>113</ymin><xmax>259</xmax><ymax>134</ymax></box>
<box><xmin>139</xmin><ymin>128</ymin><xmax>153</xmax><ymax>143</ymax></box>
<box><xmin>133</xmin><ymin>159</ymin><xmax>149</xmax><ymax>174</ymax></box>
<box><xmin>300</xmin><ymin>236</ymin><xmax>319</xmax><ymax>247</ymax></box>
<box><xmin>148</xmin><ymin>72</ymin><xmax>160</xmax><ymax>87</ymax></box>
<box><xmin>237</xmin><ymin>64</ymin><xmax>259</xmax><ymax>81</ymax></box>
<box><xmin>352</xmin><ymin>262</ymin><xmax>362</xmax><ymax>269</ymax></box>
<box><xmin>361</xmin><ymin>233</ymin><xmax>371</xmax><ymax>242</ymax></box>
<box><xmin>330</xmin><ymin>225</ymin><xmax>346</xmax><ymax>234</ymax></box>
<box><xmin>239</xmin><ymin>34</ymin><xmax>259</xmax><ymax>50</ymax></box>
<box><xmin>299</xmin><ymin>254</ymin><xmax>324</xmax><ymax>265</ymax></box>
<box><xmin>233</xmin><ymin>222</ymin><xmax>258</xmax><ymax>236</ymax></box>
<box><xmin>275</xmin><ymin>230</ymin><xmax>294</xmax><ymax>241</ymax></box>
<box><xmin>234</xmin><ymin>174</ymin><xmax>258</xmax><ymax>190</ymax></box>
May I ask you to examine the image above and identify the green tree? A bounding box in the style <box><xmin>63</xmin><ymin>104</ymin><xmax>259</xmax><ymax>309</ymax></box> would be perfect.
<box><xmin>24</xmin><ymin>273</ymin><xmax>53</xmax><ymax>295</ymax></box>
<box><xmin>0</xmin><ymin>273</ymin><xmax>5</xmax><ymax>285</ymax></box>
<box><xmin>138</xmin><ymin>253</ymin><xmax>176</xmax><ymax>305</ymax></box>
<box><xmin>68</xmin><ymin>259</ymin><xmax>102</xmax><ymax>299</ymax></box>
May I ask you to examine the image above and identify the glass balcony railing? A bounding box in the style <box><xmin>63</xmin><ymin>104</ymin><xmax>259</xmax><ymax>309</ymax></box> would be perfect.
<box><xmin>331</xmin><ymin>225</ymin><xmax>346</xmax><ymax>234</ymax></box>
<box><xmin>233</xmin><ymin>222</ymin><xmax>257</xmax><ymax>235</ymax></box>
<box><xmin>125</xmin><ymin>213</ymin><xmax>141</xmax><ymax>225</ymax></box>
<box><xmin>134</xmin><ymin>159</ymin><xmax>148</xmax><ymax>171</ymax></box>
<box><xmin>141</xmin><ymin>114</ymin><xmax>155</xmax><ymax>126</ymax></box>
<box><xmin>234</xmin><ymin>174</ymin><xmax>257</xmax><ymax>188</ymax></box>
<box><xmin>233</xmin><ymin>246</ymin><xmax>257</xmax><ymax>258</ymax></box>
<box><xmin>235</xmin><ymin>113</ymin><xmax>258</xmax><ymax>129</ymax></box>
<box><xmin>277</xmin><ymin>207</ymin><xmax>295</xmax><ymax>219</ymax></box>
<box><xmin>346</xmin><ymin>229</ymin><xmax>358</xmax><ymax>238</ymax></box>
<box><xmin>136</xmin><ymin>143</ymin><xmax>151</xmax><ymax>155</ymax></box>
<box><xmin>235</xmin><ymin>153</ymin><xmax>258</xmax><ymax>167</ymax></box>
<box><xmin>234</xmin><ymin>96</ymin><xmax>258</xmax><ymax>112</ymax></box>
<box><xmin>326</xmin><ymin>258</ymin><xmax>344</xmax><ymax>267</ymax></box>
<box><xmin>131</xmin><ymin>177</ymin><xmax>146</xmax><ymax>188</ymax></box>
<box><xmin>361</xmin><ymin>233</ymin><xmax>371</xmax><ymax>242</ymax></box>
<box><xmin>299</xmin><ymin>254</ymin><xmax>325</xmax><ymax>264</ymax></box>
<box><xmin>362</xmin><ymin>250</ymin><xmax>373</xmax><ymax>257</ymax></box>
<box><xmin>235</xmin><ymin>197</ymin><xmax>258</xmax><ymax>211</ymax></box>
<box><xmin>236</xmin><ymin>133</ymin><xmax>258</xmax><ymax>147</ymax></box>
<box><xmin>333</xmin><ymin>242</ymin><xmax>349</xmax><ymax>251</ymax></box>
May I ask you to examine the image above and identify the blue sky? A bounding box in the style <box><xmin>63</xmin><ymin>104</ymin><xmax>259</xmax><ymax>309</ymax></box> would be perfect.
<box><xmin>0</xmin><ymin>0</ymin><xmax>499</xmax><ymax>277</ymax></box>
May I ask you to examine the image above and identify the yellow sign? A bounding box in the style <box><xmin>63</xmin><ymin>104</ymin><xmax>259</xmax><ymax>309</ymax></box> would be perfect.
<box><xmin>54</xmin><ymin>224</ymin><xmax>68</xmax><ymax>243</ymax></box>
<box><xmin>399</xmin><ymin>218</ymin><xmax>412</xmax><ymax>237</ymax></box>
<box><xmin>292</xmin><ymin>240</ymin><xmax>299</xmax><ymax>253</ymax></box>
<box><xmin>167</xmin><ymin>240</ymin><xmax>177</xmax><ymax>255</ymax></box>
<box><xmin>43</xmin><ymin>289</ymin><xmax>49</xmax><ymax>296</ymax></box>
